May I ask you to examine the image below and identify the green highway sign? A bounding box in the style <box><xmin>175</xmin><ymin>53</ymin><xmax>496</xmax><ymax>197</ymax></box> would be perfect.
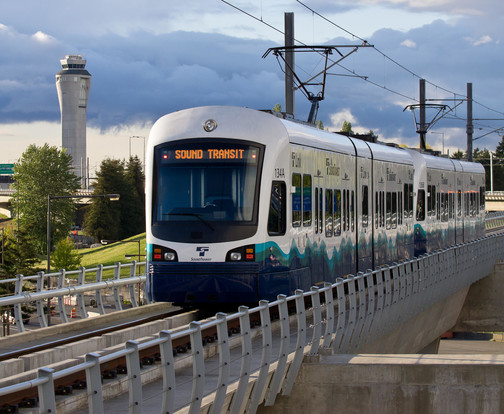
<box><xmin>0</xmin><ymin>164</ymin><xmax>14</xmax><ymax>175</ymax></box>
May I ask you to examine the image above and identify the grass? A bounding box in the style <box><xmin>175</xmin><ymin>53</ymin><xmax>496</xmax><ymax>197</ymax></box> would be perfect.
<box><xmin>78</xmin><ymin>233</ymin><xmax>146</xmax><ymax>268</ymax></box>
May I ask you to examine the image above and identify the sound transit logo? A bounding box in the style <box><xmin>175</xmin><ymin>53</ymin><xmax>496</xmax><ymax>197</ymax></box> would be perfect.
<box><xmin>192</xmin><ymin>246</ymin><xmax>211</xmax><ymax>261</ymax></box>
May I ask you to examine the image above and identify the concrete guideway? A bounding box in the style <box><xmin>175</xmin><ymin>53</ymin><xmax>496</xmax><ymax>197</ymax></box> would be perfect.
<box><xmin>1</xmin><ymin>234</ymin><xmax>504</xmax><ymax>412</ymax></box>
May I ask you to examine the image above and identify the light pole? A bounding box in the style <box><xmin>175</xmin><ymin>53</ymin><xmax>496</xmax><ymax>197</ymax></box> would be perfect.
<box><xmin>430</xmin><ymin>131</ymin><xmax>445</xmax><ymax>155</ymax></box>
<box><xmin>101</xmin><ymin>239</ymin><xmax>144</xmax><ymax>305</ymax></box>
<box><xmin>46</xmin><ymin>193</ymin><xmax>119</xmax><ymax>324</ymax></box>
<box><xmin>129</xmin><ymin>135</ymin><xmax>145</xmax><ymax>168</ymax></box>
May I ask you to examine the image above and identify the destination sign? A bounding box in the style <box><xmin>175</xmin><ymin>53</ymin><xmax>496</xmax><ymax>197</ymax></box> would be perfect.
<box><xmin>160</xmin><ymin>145</ymin><xmax>259</xmax><ymax>164</ymax></box>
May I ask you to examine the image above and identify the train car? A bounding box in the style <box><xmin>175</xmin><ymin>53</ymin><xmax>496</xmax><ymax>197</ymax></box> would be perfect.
<box><xmin>407</xmin><ymin>150</ymin><xmax>485</xmax><ymax>256</ymax></box>
<box><xmin>145</xmin><ymin>106</ymin><xmax>485</xmax><ymax>305</ymax></box>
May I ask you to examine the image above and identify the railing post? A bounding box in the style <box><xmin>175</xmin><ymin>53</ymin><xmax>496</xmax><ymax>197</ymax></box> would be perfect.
<box><xmin>332</xmin><ymin>278</ymin><xmax>346</xmax><ymax>351</ymax></box>
<box><xmin>340</xmin><ymin>276</ymin><xmax>357</xmax><ymax>353</ymax></box>
<box><xmin>189</xmin><ymin>321</ymin><xmax>205</xmax><ymax>414</ymax></box>
<box><xmin>265</xmin><ymin>295</ymin><xmax>289</xmax><ymax>406</ymax></box>
<box><xmin>369</xmin><ymin>269</ymin><xmax>384</xmax><ymax>338</ymax></box>
<box><xmin>361</xmin><ymin>270</ymin><xmax>375</xmax><ymax>344</ymax></box>
<box><xmin>322</xmin><ymin>282</ymin><xmax>335</xmax><ymax>348</ymax></box>
<box><xmin>36</xmin><ymin>271</ymin><xmax>48</xmax><ymax>328</ymax></box>
<box><xmin>77</xmin><ymin>267</ymin><xmax>88</xmax><ymax>319</ymax></box>
<box><xmin>95</xmin><ymin>264</ymin><xmax>106</xmax><ymax>315</ymax></box>
<box><xmin>309</xmin><ymin>286</ymin><xmax>322</xmax><ymax>354</ymax></box>
<box><xmin>129</xmin><ymin>261</ymin><xmax>139</xmax><ymax>308</ymax></box>
<box><xmin>247</xmin><ymin>300</ymin><xmax>272</xmax><ymax>414</ymax></box>
<box><xmin>125</xmin><ymin>340</ymin><xmax>142</xmax><ymax>414</ymax></box>
<box><xmin>282</xmin><ymin>290</ymin><xmax>306</xmax><ymax>395</ymax></box>
<box><xmin>209</xmin><ymin>313</ymin><xmax>231</xmax><ymax>414</ymax></box>
<box><xmin>14</xmin><ymin>274</ymin><xmax>25</xmax><ymax>332</ymax></box>
<box><xmin>113</xmin><ymin>262</ymin><xmax>123</xmax><ymax>310</ymax></box>
<box><xmin>85</xmin><ymin>352</ymin><xmax>104</xmax><ymax>413</ymax></box>
<box><xmin>159</xmin><ymin>330</ymin><xmax>176</xmax><ymax>414</ymax></box>
<box><xmin>38</xmin><ymin>367</ymin><xmax>56</xmax><ymax>414</ymax></box>
<box><xmin>350</xmin><ymin>273</ymin><xmax>366</xmax><ymax>351</ymax></box>
<box><xmin>57</xmin><ymin>269</ymin><xmax>69</xmax><ymax>323</ymax></box>
<box><xmin>228</xmin><ymin>306</ymin><xmax>252</xmax><ymax>414</ymax></box>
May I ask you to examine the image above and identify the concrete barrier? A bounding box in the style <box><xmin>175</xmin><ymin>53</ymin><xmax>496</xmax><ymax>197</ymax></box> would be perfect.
<box><xmin>258</xmin><ymin>354</ymin><xmax>504</xmax><ymax>413</ymax></box>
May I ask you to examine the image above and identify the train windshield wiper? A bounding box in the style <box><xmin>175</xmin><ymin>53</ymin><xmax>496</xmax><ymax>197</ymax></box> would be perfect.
<box><xmin>164</xmin><ymin>212</ymin><xmax>215</xmax><ymax>231</ymax></box>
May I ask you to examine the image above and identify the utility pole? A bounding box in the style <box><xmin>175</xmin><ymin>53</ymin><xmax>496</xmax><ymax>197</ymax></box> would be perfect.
<box><xmin>467</xmin><ymin>82</ymin><xmax>473</xmax><ymax>161</ymax></box>
<box><xmin>284</xmin><ymin>12</ymin><xmax>295</xmax><ymax>118</ymax></box>
<box><xmin>419</xmin><ymin>79</ymin><xmax>427</xmax><ymax>151</ymax></box>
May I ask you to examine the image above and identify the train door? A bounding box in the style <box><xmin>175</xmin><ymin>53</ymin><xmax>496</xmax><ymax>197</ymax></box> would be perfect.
<box><xmin>357</xmin><ymin>156</ymin><xmax>372</xmax><ymax>272</ymax></box>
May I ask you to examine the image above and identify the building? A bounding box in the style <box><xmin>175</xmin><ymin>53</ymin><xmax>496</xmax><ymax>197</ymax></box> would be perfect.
<box><xmin>55</xmin><ymin>55</ymin><xmax>91</xmax><ymax>188</ymax></box>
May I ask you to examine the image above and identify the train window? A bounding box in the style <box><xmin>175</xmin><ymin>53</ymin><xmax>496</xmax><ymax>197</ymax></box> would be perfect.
<box><xmin>292</xmin><ymin>174</ymin><xmax>302</xmax><ymax>227</ymax></box>
<box><xmin>428</xmin><ymin>185</ymin><xmax>436</xmax><ymax>217</ymax></box>
<box><xmin>398</xmin><ymin>191</ymin><xmax>403</xmax><ymax>225</ymax></box>
<box><xmin>404</xmin><ymin>184</ymin><xmax>413</xmax><ymax>219</ymax></box>
<box><xmin>319</xmin><ymin>188</ymin><xmax>324</xmax><ymax>234</ymax></box>
<box><xmin>457</xmin><ymin>190</ymin><xmax>462</xmax><ymax>217</ymax></box>
<box><xmin>326</xmin><ymin>189</ymin><xmax>333</xmax><ymax>237</ymax></box>
<box><xmin>441</xmin><ymin>193</ymin><xmax>448</xmax><ymax>222</ymax></box>
<box><xmin>416</xmin><ymin>189</ymin><xmax>425</xmax><ymax>221</ymax></box>
<box><xmin>480</xmin><ymin>187</ymin><xmax>485</xmax><ymax>212</ymax></box>
<box><xmin>449</xmin><ymin>193</ymin><xmax>454</xmax><ymax>220</ymax></box>
<box><xmin>380</xmin><ymin>191</ymin><xmax>385</xmax><ymax>228</ymax></box>
<box><xmin>362</xmin><ymin>185</ymin><xmax>369</xmax><ymax>228</ymax></box>
<box><xmin>268</xmin><ymin>181</ymin><xmax>286</xmax><ymax>236</ymax></box>
<box><xmin>392</xmin><ymin>192</ymin><xmax>397</xmax><ymax>229</ymax></box>
<box><xmin>303</xmin><ymin>175</ymin><xmax>312</xmax><ymax>227</ymax></box>
<box><xmin>386</xmin><ymin>192</ymin><xmax>392</xmax><ymax>230</ymax></box>
<box><xmin>464</xmin><ymin>192</ymin><xmax>469</xmax><ymax>217</ymax></box>
<box><xmin>436</xmin><ymin>192</ymin><xmax>441</xmax><ymax>221</ymax></box>
<box><xmin>375</xmin><ymin>192</ymin><xmax>379</xmax><ymax>229</ymax></box>
<box><xmin>351</xmin><ymin>190</ymin><xmax>355</xmax><ymax>232</ymax></box>
<box><xmin>334</xmin><ymin>190</ymin><xmax>341</xmax><ymax>236</ymax></box>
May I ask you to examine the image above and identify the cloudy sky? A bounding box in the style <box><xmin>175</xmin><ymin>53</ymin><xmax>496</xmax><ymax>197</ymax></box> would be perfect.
<box><xmin>1</xmin><ymin>0</ymin><xmax>503</xmax><ymax>173</ymax></box>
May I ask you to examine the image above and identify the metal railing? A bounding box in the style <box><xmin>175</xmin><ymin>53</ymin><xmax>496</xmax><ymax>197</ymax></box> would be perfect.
<box><xmin>1</xmin><ymin>234</ymin><xmax>503</xmax><ymax>413</ymax></box>
<box><xmin>0</xmin><ymin>261</ymin><xmax>147</xmax><ymax>332</ymax></box>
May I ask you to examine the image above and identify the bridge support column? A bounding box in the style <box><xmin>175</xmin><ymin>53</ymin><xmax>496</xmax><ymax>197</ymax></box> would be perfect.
<box><xmin>417</xmin><ymin>337</ymin><xmax>440</xmax><ymax>354</ymax></box>
<box><xmin>454</xmin><ymin>261</ymin><xmax>504</xmax><ymax>332</ymax></box>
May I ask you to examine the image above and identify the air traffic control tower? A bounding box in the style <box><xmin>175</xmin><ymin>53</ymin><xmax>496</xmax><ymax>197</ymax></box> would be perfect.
<box><xmin>56</xmin><ymin>54</ymin><xmax>91</xmax><ymax>188</ymax></box>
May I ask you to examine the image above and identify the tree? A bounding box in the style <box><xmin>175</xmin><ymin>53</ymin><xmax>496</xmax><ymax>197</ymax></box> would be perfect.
<box><xmin>450</xmin><ymin>150</ymin><xmax>465</xmax><ymax>160</ymax></box>
<box><xmin>51</xmin><ymin>238</ymin><xmax>81</xmax><ymax>271</ymax></box>
<box><xmin>11</xmin><ymin>144</ymin><xmax>80</xmax><ymax>254</ymax></box>
<box><xmin>83</xmin><ymin>159</ymin><xmax>125</xmax><ymax>241</ymax></box>
<box><xmin>125</xmin><ymin>156</ymin><xmax>145</xmax><ymax>235</ymax></box>
<box><xmin>272</xmin><ymin>103</ymin><xmax>282</xmax><ymax>113</ymax></box>
<box><xmin>84</xmin><ymin>157</ymin><xmax>145</xmax><ymax>241</ymax></box>
<box><xmin>341</xmin><ymin>121</ymin><xmax>353</xmax><ymax>134</ymax></box>
<box><xmin>1</xmin><ymin>227</ymin><xmax>41</xmax><ymax>278</ymax></box>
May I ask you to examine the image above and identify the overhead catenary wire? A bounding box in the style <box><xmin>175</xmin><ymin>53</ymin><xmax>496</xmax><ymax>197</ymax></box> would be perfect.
<box><xmin>219</xmin><ymin>0</ymin><xmax>504</xmax><ymax>139</ymax></box>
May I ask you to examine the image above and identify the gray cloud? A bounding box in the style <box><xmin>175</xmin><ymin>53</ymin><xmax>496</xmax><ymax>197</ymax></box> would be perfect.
<box><xmin>0</xmin><ymin>1</ymin><xmax>503</xmax><ymax>152</ymax></box>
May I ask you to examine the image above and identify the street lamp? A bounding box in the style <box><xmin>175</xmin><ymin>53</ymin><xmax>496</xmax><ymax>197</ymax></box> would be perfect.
<box><xmin>129</xmin><ymin>135</ymin><xmax>145</xmax><ymax>169</ymax></box>
<box><xmin>101</xmin><ymin>238</ymin><xmax>144</xmax><ymax>305</ymax></box>
<box><xmin>430</xmin><ymin>131</ymin><xmax>445</xmax><ymax>155</ymax></box>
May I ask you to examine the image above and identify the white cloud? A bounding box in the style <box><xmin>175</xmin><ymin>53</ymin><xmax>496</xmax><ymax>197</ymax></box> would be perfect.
<box><xmin>32</xmin><ymin>31</ymin><xmax>55</xmax><ymax>43</ymax></box>
<box><xmin>401</xmin><ymin>39</ymin><xmax>416</xmax><ymax>48</ymax></box>
<box><xmin>470</xmin><ymin>35</ymin><xmax>493</xmax><ymax>46</ymax></box>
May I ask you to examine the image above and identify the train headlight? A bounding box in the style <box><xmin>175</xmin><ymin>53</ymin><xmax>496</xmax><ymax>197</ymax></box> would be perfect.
<box><xmin>164</xmin><ymin>252</ymin><xmax>176</xmax><ymax>261</ymax></box>
<box><xmin>230</xmin><ymin>252</ymin><xmax>242</xmax><ymax>261</ymax></box>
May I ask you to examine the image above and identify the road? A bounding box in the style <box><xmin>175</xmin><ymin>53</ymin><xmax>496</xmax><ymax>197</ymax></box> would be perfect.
<box><xmin>438</xmin><ymin>333</ymin><xmax>504</xmax><ymax>354</ymax></box>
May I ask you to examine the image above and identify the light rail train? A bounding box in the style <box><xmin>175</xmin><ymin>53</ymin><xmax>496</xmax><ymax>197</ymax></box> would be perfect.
<box><xmin>145</xmin><ymin>106</ymin><xmax>485</xmax><ymax>304</ymax></box>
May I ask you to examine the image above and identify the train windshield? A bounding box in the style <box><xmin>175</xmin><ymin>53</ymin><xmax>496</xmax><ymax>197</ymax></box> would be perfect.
<box><xmin>152</xmin><ymin>140</ymin><xmax>264</xmax><ymax>242</ymax></box>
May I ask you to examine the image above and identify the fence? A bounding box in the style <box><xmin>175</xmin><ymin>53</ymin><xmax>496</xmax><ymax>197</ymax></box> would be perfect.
<box><xmin>0</xmin><ymin>261</ymin><xmax>147</xmax><ymax>332</ymax></box>
<box><xmin>1</xmin><ymin>234</ymin><xmax>503</xmax><ymax>413</ymax></box>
